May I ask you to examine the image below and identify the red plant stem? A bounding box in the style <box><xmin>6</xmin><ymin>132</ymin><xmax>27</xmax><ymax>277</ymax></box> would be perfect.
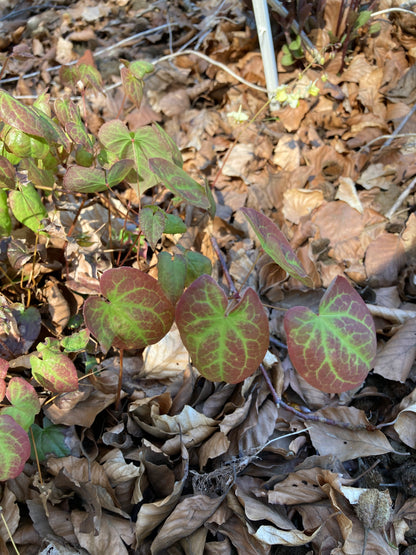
<box><xmin>210</xmin><ymin>236</ymin><xmax>240</xmax><ymax>300</ymax></box>
<box><xmin>260</xmin><ymin>363</ymin><xmax>377</xmax><ymax>431</ymax></box>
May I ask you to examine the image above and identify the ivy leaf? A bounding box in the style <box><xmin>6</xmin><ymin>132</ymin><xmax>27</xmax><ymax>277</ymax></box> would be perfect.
<box><xmin>0</xmin><ymin>189</ymin><xmax>11</xmax><ymax>236</ymax></box>
<box><xmin>176</xmin><ymin>275</ymin><xmax>269</xmax><ymax>383</ymax></box>
<box><xmin>240</xmin><ymin>207</ymin><xmax>312</xmax><ymax>287</ymax></box>
<box><xmin>0</xmin><ymin>414</ymin><xmax>30</xmax><ymax>481</ymax></box>
<box><xmin>84</xmin><ymin>267</ymin><xmax>175</xmax><ymax>352</ymax></box>
<box><xmin>284</xmin><ymin>276</ymin><xmax>377</xmax><ymax>393</ymax></box>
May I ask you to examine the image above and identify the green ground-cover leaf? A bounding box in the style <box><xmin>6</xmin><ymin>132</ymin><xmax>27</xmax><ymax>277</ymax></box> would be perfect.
<box><xmin>3</xmin><ymin>127</ymin><xmax>50</xmax><ymax>159</ymax></box>
<box><xmin>30</xmin><ymin>417</ymin><xmax>71</xmax><ymax>461</ymax></box>
<box><xmin>121</xmin><ymin>66</ymin><xmax>144</xmax><ymax>109</ymax></box>
<box><xmin>284</xmin><ymin>276</ymin><xmax>377</xmax><ymax>393</ymax></box>
<box><xmin>98</xmin><ymin>121</ymin><xmax>182</xmax><ymax>194</ymax></box>
<box><xmin>0</xmin><ymin>90</ymin><xmax>70</xmax><ymax>151</ymax></box>
<box><xmin>2</xmin><ymin>377</ymin><xmax>40</xmax><ymax>431</ymax></box>
<box><xmin>0</xmin><ymin>414</ymin><xmax>31</xmax><ymax>481</ymax></box>
<box><xmin>0</xmin><ymin>155</ymin><xmax>15</xmax><ymax>188</ymax></box>
<box><xmin>0</xmin><ymin>189</ymin><xmax>11</xmax><ymax>236</ymax></box>
<box><xmin>84</xmin><ymin>267</ymin><xmax>175</xmax><ymax>352</ymax></box>
<box><xmin>31</xmin><ymin>338</ymin><xmax>79</xmax><ymax>393</ymax></box>
<box><xmin>157</xmin><ymin>252</ymin><xmax>187</xmax><ymax>304</ymax></box>
<box><xmin>240</xmin><ymin>207</ymin><xmax>312</xmax><ymax>287</ymax></box>
<box><xmin>176</xmin><ymin>275</ymin><xmax>269</xmax><ymax>383</ymax></box>
<box><xmin>149</xmin><ymin>157</ymin><xmax>211</xmax><ymax>210</ymax></box>
<box><xmin>63</xmin><ymin>160</ymin><xmax>134</xmax><ymax>193</ymax></box>
<box><xmin>9</xmin><ymin>183</ymin><xmax>48</xmax><ymax>233</ymax></box>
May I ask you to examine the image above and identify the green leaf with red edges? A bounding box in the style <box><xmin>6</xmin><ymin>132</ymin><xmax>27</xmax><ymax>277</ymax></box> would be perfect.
<box><xmin>240</xmin><ymin>207</ymin><xmax>312</xmax><ymax>287</ymax></box>
<box><xmin>149</xmin><ymin>157</ymin><xmax>210</xmax><ymax>210</ymax></box>
<box><xmin>98</xmin><ymin>121</ymin><xmax>182</xmax><ymax>194</ymax></box>
<box><xmin>139</xmin><ymin>206</ymin><xmax>166</xmax><ymax>250</ymax></box>
<box><xmin>0</xmin><ymin>155</ymin><xmax>15</xmax><ymax>189</ymax></box>
<box><xmin>84</xmin><ymin>267</ymin><xmax>175</xmax><ymax>352</ymax></box>
<box><xmin>30</xmin><ymin>338</ymin><xmax>79</xmax><ymax>393</ymax></box>
<box><xmin>3</xmin><ymin>127</ymin><xmax>50</xmax><ymax>159</ymax></box>
<box><xmin>121</xmin><ymin>67</ymin><xmax>143</xmax><ymax>109</ymax></box>
<box><xmin>284</xmin><ymin>276</ymin><xmax>377</xmax><ymax>393</ymax></box>
<box><xmin>2</xmin><ymin>377</ymin><xmax>40</xmax><ymax>431</ymax></box>
<box><xmin>175</xmin><ymin>275</ymin><xmax>269</xmax><ymax>383</ymax></box>
<box><xmin>0</xmin><ymin>90</ymin><xmax>70</xmax><ymax>151</ymax></box>
<box><xmin>0</xmin><ymin>414</ymin><xmax>30</xmax><ymax>481</ymax></box>
<box><xmin>63</xmin><ymin>160</ymin><xmax>134</xmax><ymax>193</ymax></box>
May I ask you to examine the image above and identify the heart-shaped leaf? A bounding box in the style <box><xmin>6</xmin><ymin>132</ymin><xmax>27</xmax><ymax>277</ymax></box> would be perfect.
<box><xmin>63</xmin><ymin>160</ymin><xmax>135</xmax><ymax>193</ymax></box>
<box><xmin>84</xmin><ymin>267</ymin><xmax>175</xmax><ymax>352</ymax></box>
<box><xmin>284</xmin><ymin>276</ymin><xmax>377</xmax><ymax>393</ymax></box>
<box><xmin>9</xmin><ymin>183</ymin><xmax>48</xmax><ymax>233</ymax></box>
<box><xmin>176</xmin><ymin>275</ymin><xmax>269</xmax><ymax>383</ymax></box>
<box><xmin>31</xmin><ymin>338</ymin><xmax>79</xmax><ymax>393</ymax></box>
<box><xmin>2</xmin><ymin>377</ymin><xmax>40</xmax><ymax>431</ymax></box>
<box><xmin>0</xmin><ymin>414</ymin><xmax>30</xmax><ymax>481</ymax></box>
<box><xmin>240</xmin><ymin>207</ymin><xmax>312</xmax><ymax>287</ymax></box>
<box><xmin>149</xmin><ymin>157</ymin><xmax>211</xmax><ymax>210</ymax></box>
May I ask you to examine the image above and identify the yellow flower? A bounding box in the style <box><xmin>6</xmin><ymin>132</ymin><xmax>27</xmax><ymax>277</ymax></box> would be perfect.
<box><xmin>227</xmin><ymin>105</ymin><xmax>249</xmax><ymax>124</ymax></box>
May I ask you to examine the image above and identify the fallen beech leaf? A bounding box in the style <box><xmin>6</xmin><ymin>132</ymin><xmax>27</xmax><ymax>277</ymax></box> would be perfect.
<box><xmin>151</xmin><ymin>494</ymin><xmax>225</xmax><ymax>552</ymax></box>
<box><xmin>335</xmin><ymin>177</ymin><xmax>363</xmax><ymax>214</ymax></box>
<box><xmin>373</xmin><ymin>318</ymin><xmax>416</xmax><ymax>382</ymax></box>
<box><xmin>308</xmin><ymin>406</ymin><xmax>393</xmax><ymax>461</ymax></box>
<box><xmin>254</xmin><ymin>523</ymin><xmax>322</xmax><ymax>546</ymax></box>
<box><xmin>283</xmin><ymin>189</ymin><xmax>324</xmax><ymax>224</ymax></box>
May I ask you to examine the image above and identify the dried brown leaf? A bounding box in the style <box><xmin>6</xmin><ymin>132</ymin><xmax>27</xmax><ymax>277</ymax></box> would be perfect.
<box><xmin>308</xmin><ymin>407</ymin><xmax>393</xmax><ymax>461</ymax></box>
<box><xmin>373</xmin><ymin>318</ymin><xmax>416</xmax><ymax>382</ymax></box>
<box><xmin>72</xmin><ymin>510</ymin><xmax>134</xmax><ymax>555</ymax></box>
<box><xmin>151</xmin><ymin>494</ymin><xmax>225</xmax><ymax>553</ymax></box>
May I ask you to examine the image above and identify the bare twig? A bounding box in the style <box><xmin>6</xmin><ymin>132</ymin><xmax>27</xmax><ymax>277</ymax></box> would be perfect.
<box><xmin>385</xmin><ymin>174</ymin><xmax>416</xmax><ymax>219</ymax></box>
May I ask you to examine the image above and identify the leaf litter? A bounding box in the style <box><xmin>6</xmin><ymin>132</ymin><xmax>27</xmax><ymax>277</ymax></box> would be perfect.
<box><xmin>1</xmin><ymin>0</ymin><xmax>416</xmax><ymax>553</ymax></box>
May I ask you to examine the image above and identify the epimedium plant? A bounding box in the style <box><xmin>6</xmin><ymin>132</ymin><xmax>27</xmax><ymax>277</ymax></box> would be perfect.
<box><xmin>0</xmin><ymin>55</ymin><xmax>378</xmax><ymax>483</ymax></box>
<box><xmin>83</xmin><ymin>205</ymin><xmax>377</xmax><ymax>394</ymax></box>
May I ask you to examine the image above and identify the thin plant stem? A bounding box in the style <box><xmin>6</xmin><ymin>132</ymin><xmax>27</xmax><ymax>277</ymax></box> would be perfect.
<box><xmin>0</xmin><ymin>507</ymin><xmax>20</xmax><ymax>554</ymax></box>
<box><xmin>115</xmin><ymin>349</ymin><xmax>124</xmax><ymax>411</ymax></box>
<box><xmin>259</xmin><ymin>363</ymin><xmax>377</xmax><ymax>431</ymax></box>
<box><xmin>210</xmin><ymin>236</ymin><xmax>239</xmax><ymax>299</ymax></box>
<box><xmin>30</xmin><ymin>427</ymin><xmax>43</xmax><ymax>485</ymax></box>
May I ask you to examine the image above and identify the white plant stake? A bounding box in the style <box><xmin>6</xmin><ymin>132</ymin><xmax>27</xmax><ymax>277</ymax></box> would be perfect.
<box><xmin>252</xmin><ymin>0</ymin><xmax>280</xmax><ymax>110</ymax></box>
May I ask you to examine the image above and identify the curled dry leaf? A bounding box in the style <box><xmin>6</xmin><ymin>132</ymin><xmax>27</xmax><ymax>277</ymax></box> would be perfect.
<box><xmin>151</xmin><ymin>494</ymin><xmax>225</xmax><ymax>553</ymax></box>
<box><xmin>307</xmin><ymin>406</ymin><xmax>393</xmax><ymax>461</ymax></box>
<box><xmin>373</xmin><ymin>317</ymin><xmax>416</xmax><ymax>382</ymax></box>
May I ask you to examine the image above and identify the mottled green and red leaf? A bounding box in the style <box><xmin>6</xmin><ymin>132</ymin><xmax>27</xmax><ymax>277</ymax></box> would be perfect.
<box><xmin>284</xmin><ymin>276</ymin><xmax>377</xmax><ymax>393</ymax></box>
<box><xmin>84</xmin><ymin>267</ymin><xmax>175</xmax><ymax>352</ymax></box>
<box><xmin>240</xmin><ymin>207</ymin><xmax>312</xmax><ymax>287</ymax></box>
<box><xmin>176</xmin><ymin>275</ymin><xmax>269</xmax><ymax>383</ymax></box>
<box><xmin>0</xmin><ymin>414</ymin><xmax>30</xmax><ymax>481</ymax></box>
